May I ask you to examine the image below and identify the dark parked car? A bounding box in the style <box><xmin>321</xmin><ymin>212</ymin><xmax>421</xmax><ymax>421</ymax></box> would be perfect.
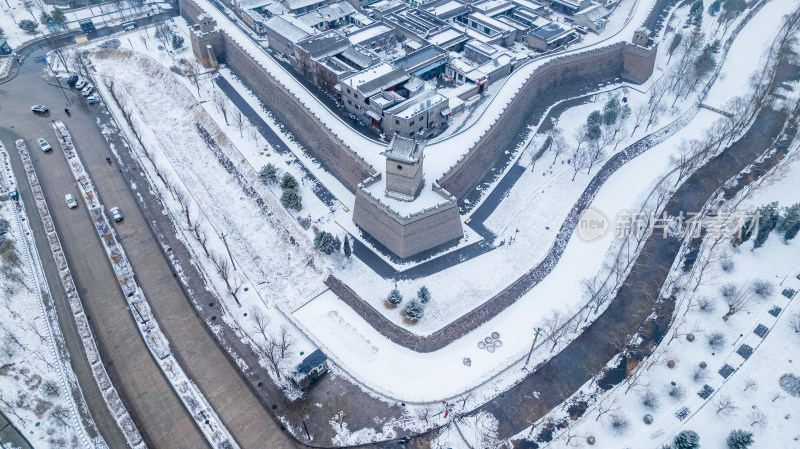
<box><xmin>66</xmin><ymin>75</ymin><xmax>79</xmax><ymax>86</ymax></box>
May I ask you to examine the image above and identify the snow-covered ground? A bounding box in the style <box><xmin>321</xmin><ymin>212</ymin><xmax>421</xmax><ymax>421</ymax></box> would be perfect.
<box><xmin>0</xmin><ymin>143</ymin><xmax>102</xmax><ymax>449</ymax></box>
<box><xmin>0</xmin><ymin>0</ymin><xmax>168</xmax><ymax>49</ymax></box>
<box><xmin>73</xmin><ymin>0</ymin><xmax>795</xmax><ymax>406</ymax></box>
<box><xmin>497</xmin><ymin>146</ymin><xmax>800</xmax><ymax>449</ymax></box>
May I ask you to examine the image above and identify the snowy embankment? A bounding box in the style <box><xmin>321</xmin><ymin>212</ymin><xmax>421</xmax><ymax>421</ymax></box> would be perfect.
<box><xmin>49</xmin><ymin>120</ymin><xmax>239</xmax><ymax>449</ymax></box>
<box><xmin>88</xmin><ymin>48</ymin><xmax>327</xmax><ymax>396</ymax></box>
<box><xmin>502</xmin><ymin>146</ymin><xmax>800</xmax><ymax>449</ymax></box>
<box><xmin>12</xmin><ymin>139</ymin><xmax>144</xmax><ymax>448</ymax></box>
<box><xmin>0</xmin><ymin>143</ymin><xmax>106</xmax><ymax>449</ymax></box>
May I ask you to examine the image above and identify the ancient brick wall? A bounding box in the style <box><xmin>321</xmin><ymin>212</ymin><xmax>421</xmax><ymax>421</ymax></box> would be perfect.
<box><xmin>438</xmin><ymin>43</ymin><xmax>656</xmax><ymax>200</ymax></box>
<box><xmin>353</xmin><ymin>189</ymin><xmax>463</xmax><ymax>259</ymax></box>
<box><xmin>218</xmin><ymin>38</ymin><xmax>375</xmax><ymax>191</ymax></box>
<box><xmin>623</xmin><ymin>43</ymin><xmax>658</xmax><ymax>84</ymax></box>
<box><xmin>179</xmin><ymin>0</ymin><xmax>204</xmax><ymax>23</ymax></box>
<box><xmin>179</xmin><ymin>0</ymin><xmax>375</xmax><ymax>192</ymax></box>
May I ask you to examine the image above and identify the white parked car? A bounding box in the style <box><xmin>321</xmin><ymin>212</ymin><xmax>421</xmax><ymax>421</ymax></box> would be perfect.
<box><xmin>65</xmin><ymin>194</ymin><xmax>78</xmax><ymax>209</ymax></box>
<box><xmin>75</xmin><ymin>78</ymin><xmax>87</xmax><ymax>89</ymax></box>
<box><xmin>81</xmin><ymin>85</ymin><xmax>94</xmax><ymax>97</ymax></box>
<box><xmin>37</xmin><ymin>138</ymin><xmax>52</xmax><ymax>152</ymax></box>
<box><xmin>110</xmin><ymin>207</ymin><xmax>123</xmax><ymax>222</ymax></box>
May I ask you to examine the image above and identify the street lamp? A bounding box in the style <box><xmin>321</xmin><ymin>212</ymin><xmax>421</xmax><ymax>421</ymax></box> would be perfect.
<box><xmin>524</xmin><ymin>327</ymin><xmax>541</xmax><ymax>366</ymax></box>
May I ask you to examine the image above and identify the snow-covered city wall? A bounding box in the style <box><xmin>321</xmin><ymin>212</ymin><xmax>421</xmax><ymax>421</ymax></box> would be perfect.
<box><xmin>49</xmin><ymin>120</ymin><xmax>240</xmax><ymax>449</ymax></box>
<box><xmin>437</xmin><ymin>42</ymin><xmax>655</xmax><ymax>199</ymax></box>
<box><xmin>176</xmin><ymin>0</ymin><xmax>658</xmax><ymax>203</ymax></box>
<box><xmin>13</xmin><ymin>139</ymin><xmax>146</xmax><ymax>449</ymax></box>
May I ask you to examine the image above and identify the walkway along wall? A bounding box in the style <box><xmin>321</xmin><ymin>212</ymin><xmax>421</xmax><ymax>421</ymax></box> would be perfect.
<box><xmin>437</xmin><ymin>42</ymin><xmax>657</xmax><ymax>200</ymax></box>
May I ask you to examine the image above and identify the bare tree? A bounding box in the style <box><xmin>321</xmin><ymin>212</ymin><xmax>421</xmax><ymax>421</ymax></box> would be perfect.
<box><xmin>748</xmin><ymin>409</ymin><xmax>767</xmax><ymax>428</ymax></box>
<box><xmin>232</xmin><ymin>110</ymin><xmax>245</xmax><ymax>137</ymax></box>
<box><xmin>277</xmin><ymin>325</ymin><xmax>293</xmax><ymax>359</ymax></box>
<box><xmin>670</xmin><ymin>28</ymin><xmax>705</xmax><ymax>90</ymax></box>
<box><xmin>707</xmin><ymin>331</ymin><xmax>726</xmax><ymax>351</ymax></box>
<box><xmin>670</xmin><ymin>139</ymin><xmax>706</xmax><ymax>186</ymax></box>
<box><xmin>465</xmin><ymin>412</ymin><xmax>501</xmax><ymax>449</ymax></box>
<box><xmin>607</xmin><ymin>413</ymin><xmax>629</xmax><ymax>435</ymax></box>
<box><xmin>722</xmin><ymin>284</ymin><xmax>756</xmax><ymax>321</ymax></box>
<box><xmin>582</xmin><ymin>276</ymin><xmax>613</xmax><ymax>315</ymax></box>
<box><xmin>183</xmin><ymin>60</ymin><xmax>205</xmax><ymax>97</ymax></box>
<box><xmin>640</xmin><ymin>390</ymin><xmax>660</xmax><ymax>411</ymax></box>
<box><xmin>667</xmin><ymin>382</ymin><xmax>686</xmax><ymax>400</ymax></box>
<box><xmin>668</xmin><ymin>316</ymin><xmax>700</xmax><ymax>345</ymax></box>
<box><xmin>210</xmin><ymin>252</ymin><xmax>241</xmax><ymax>306</ymax></box>
<box><xmin>789</xmin><ymin>312</ymin><xmax>800</xmax><ymax>333</ymax></box>
<box><xmin>666</xmin><ymin>32</ymin><xmax>683</xmax><ymax>64</ymax></box>
<box><xmin>630</xmin><ymin>104</ymin><xmax>648</xmax><ymax>136</ymax></box>
<box><xmin>593</xmin><ymin>394</ymin><xmax>618</xmax><ymax>422</ymax></box>
<box><xmin>569</xmin><ymin>138</ymin><xmax>590</xmax><ymax>182</ymax></box>
<box><xmin>248</xmin><ymin>118</ymin><xmax>261</xmax><ymax>147</ymax></box>
<box><xmin>260</xmin><ymin>335</ymin><xmax>285</xmax><ymax>380</ymax></box>
<box><xmin>213</xmin><ymin>91</ymin><xmax>229</xmax><ymax>125</ymax></box>
<box><xmin>546</xmin><ymin>126</ymin><xmax>566</xmax><ymax>164</ymax></box>
<box><xmin>585</xmin><ymin>134</ymin><xmax>608</xmax><ymax>175</ymax></box>
<box><xmin>540</xmin><ymin>309</ymin><xmax>569</xmax><ymax>351</ymax></box>
<box><xmin>416</xmin><ymin>404</ymin><xmax>432</xmax><ymax>424</ymax></box>
<box><xmin>743</xmin><ymin>377</ymin><xmax>757</xmax><ymax>392</ymax></box>
<box><xmin>714</xmin><ymin>395</ymin><xmax>737</xmax><ymax>416</ymax></box>
<box><xmin>250</xmin><ymin>308</ymin><xmax>270</xmax><ymax>343</ymax></box>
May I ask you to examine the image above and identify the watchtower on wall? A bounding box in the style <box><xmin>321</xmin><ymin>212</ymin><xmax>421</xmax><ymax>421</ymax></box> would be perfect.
<box><xmin>632</xmin><ymin>27</ymin><xmax>651</xmax><ymax>47</ymax></box>
<box><xmin>190</xmin><ymin>13</ymin><xmax>224</xmax><ymax>68</ymax></box>
<box><xmin>383</xmin><ymin>136</ymin><xmax>425</xmax><ymax>200</ymax></box>
<box><xmin>198</xmin><ymin>13</ymin><xmax>215</xmax><ymax>32</ymax></box>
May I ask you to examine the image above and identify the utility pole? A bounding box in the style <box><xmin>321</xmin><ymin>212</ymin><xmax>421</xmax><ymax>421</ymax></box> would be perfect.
<box><xmin>525</xmin><ymin>327</ymin><xmax>541</xmax><ymax>366</ymax></box>
<box><xmin>42</xmin><ymin>56</ymin><xmax>70</xmax><ymax>104</ymax></box>
<box><xmin>219</xmin><ymin>233</ymin><xmax>236</xmax><ymax>270</ymax></box>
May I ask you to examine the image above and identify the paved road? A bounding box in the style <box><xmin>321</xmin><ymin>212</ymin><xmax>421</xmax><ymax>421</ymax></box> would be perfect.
<box><xmin>0</xmin><ymin>410</ymin><xmax>34</xmax><ymax>449</ymax></box>
<box><xmin>1</xmin><ymin>51</ymin><xmax>209</xmax><ymax>448</ymax></box>
<box><xmin>1</xmin><ymin>46</ymin><xmax>302</xmax><ymax>448</ymax></box>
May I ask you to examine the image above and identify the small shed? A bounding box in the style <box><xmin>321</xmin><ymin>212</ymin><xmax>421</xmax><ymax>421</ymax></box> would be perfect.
<box><xmin>0</xmin><ymin>39</ymin><xmax>12</xmax><ymax>55</ymax></box>
<box><xmin>290</xmin><ymin>349</ymin><xmax>328</xmax><ymax>389</ymax></box>
<box><xmin>78</xmin><ymin>18</ymin><xmax>96</xmax><ymax>33</ymax></box>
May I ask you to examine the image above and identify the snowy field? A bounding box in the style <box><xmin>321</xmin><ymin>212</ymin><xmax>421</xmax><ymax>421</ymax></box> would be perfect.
<box><xmin>496</xmin><ymin>148</ymin><xmax>800</xmax><ymax>449</ymax></box>
<box><xmin>71</xmin><ymin>0</ymin><xmax>798</xmax><ymax>407</ymax></box>
<box><xmin>0</xmin><ymin>144</ymin><xmax>100</xmax><ymax>448</ymax></box>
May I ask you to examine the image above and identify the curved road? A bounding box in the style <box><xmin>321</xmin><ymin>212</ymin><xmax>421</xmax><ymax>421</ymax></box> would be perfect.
<box><xmin>0</xmin><ymin>47</ymin><xmax>300</xmax><ymax>448</ymax></box>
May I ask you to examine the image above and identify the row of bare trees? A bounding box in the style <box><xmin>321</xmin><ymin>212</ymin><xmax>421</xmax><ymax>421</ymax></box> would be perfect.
<box><xmin>249</xmin><ymin>308</ymin><xmax>295</xmax><ymax>380</ymax></box>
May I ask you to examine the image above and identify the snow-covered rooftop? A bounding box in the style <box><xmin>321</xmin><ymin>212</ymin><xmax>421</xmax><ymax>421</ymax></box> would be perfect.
<box><xmin>427</xmin><ymin>28</ymin><xmax>467</xmax><ymax>47</ymax></box>
<box><xmin>347</xmin><ymin>24</ymin><xmax>394</xmax><ymax>45</ymax></box>
<box><xmin>264</xmin><ymin>15</ymin><xmax>313</xmax><ymax>42</ymax></box>
<box><xmin>295</xmin><ymin>0</ymin><xmax>356</xmax><ymax>28</ymax></box>
<box><xmin>340</xmin><ymin>62</ymin><xmax>409</xmax><ymax>96</ymax></box>
<box><xmin>383</xmin><ymin>135</ymin><xmax>425</xmax><ymax>163</ymax></box>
